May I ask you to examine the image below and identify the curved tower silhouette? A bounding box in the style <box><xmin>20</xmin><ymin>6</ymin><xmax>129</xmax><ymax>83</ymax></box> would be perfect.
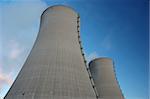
<box><xmin>5</xmin><ymin>5</ymin><xmax>96</xmax><ymax>99</ymax></box>
<box><xmin>89</xmin><ymin>58</ymin><xmax>124</xmax><ymax>99</ymax></box>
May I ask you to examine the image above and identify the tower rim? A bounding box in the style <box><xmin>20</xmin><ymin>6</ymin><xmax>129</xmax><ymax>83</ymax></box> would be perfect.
<box><xmin>88</xmin><ymin>57</ymin><xmax>113</xmax><ymax>66</ymax></box>
<box><xmin>41</xmin><ymin>5</ymin><xmax>79</xmax><ymax>17</ymax></box>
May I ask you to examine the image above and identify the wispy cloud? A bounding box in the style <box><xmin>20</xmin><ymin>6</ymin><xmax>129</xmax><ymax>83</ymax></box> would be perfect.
<box><xmin>9</xmin><ymin>40</ymin><xmax>23</xmax><ymax>60</ymax></box>
<box><xmin>85</xmin><ymin>33</ymin><xmax>113</xmax><ymax>64</ymax></box>
<box><xmin>101</xmin><ymin>33</ymin><xmax>112</xmax><ymax>50</ymax></box>
<box><xmin>0</xmin><ymin>73</ymin><xmax>13</xmax><ymax>89</ymax></box>
<box><xmin>0</xmin><ymin>65</ymin><xmax>13</xmax><ymax>91</ymax></box>
<box><xmin>0</xmin><ymin>0</ymin><xmax>48</xmax><ymax>98</ymax></box>
<box><xmin>85</xmin><ymin>51</ymin><xmax>99</xmax><ymax>64</ymax></box>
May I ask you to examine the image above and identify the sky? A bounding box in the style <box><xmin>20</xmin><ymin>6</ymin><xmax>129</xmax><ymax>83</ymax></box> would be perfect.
<box><xmin>0</xmin><ymin>0</ymin><xmax>149</xmax><ymax>99</ymax></box>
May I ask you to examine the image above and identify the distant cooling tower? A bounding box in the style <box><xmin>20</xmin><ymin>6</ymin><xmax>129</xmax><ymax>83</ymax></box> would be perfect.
<box><xmin>89</xmin><ymin>58</ymin><xmax>124</xmax><ymax>99</ymax></box>
<box><xmin>5</xmin><ymin>5</ymin><xmax>97</xmax><ymax>99</ymax></box>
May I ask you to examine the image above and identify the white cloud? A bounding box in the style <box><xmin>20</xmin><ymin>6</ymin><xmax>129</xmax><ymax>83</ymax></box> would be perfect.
<box><xmin>0</xmin><ymin>73</ymin><xmax>13</xmax><ymax>90</ymax></box>
<box><xmin>85</xmin><ymin>51</ymin><xmax>99</xmax><ymax>64</ymax></box>
<box><xmin>9</xmin><ymin>40</ymin><xmax>23</xmax><ymax>60</ymax></box>
<box><xmin>0</xmin><ymin>65</ymin><xmax>13</xmax><ymax>91</ymax></box>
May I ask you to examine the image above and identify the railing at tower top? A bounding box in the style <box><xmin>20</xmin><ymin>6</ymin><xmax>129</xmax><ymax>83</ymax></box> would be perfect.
<box><xmin>77</xmin><ymin>14</ymin><xmax>99</xmax><ymax>99</ymax></box>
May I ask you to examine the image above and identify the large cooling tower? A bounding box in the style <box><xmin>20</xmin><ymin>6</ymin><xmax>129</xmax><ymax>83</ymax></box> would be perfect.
<box><xmin>89</xmin><ymin>58</ymin><xmax>124</xmax><ymax>99</ymax></box>
<box><xmin>5</xmin><ymin>5</ymin><xmax>97</xmax><ymax>99</ymax></box>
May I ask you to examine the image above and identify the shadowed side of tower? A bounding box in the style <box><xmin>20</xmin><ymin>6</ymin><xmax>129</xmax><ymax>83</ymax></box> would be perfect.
<box><xmin>89</xmin><ymin>58</ymin><xmax>124</xmax><ymax>99</ymax></box>
<box><xmin>5</xmin><ymin>5</ymin><xmax>96</xmax><ymax>99</ymax></box>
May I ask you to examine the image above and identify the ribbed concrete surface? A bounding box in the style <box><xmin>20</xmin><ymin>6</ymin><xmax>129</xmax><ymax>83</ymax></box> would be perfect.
<box><xmin>89</xmin><ymin>58</ymin><xmax>124</xmax><ymax>99</ymax></box>
<box><xmin>5</xmin><ymin>5</ymin><xmax>96</xmax><ymax>99</ymax></box>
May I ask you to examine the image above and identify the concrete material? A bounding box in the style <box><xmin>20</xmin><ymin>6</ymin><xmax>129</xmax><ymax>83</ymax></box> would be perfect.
<box><xmin>89</xmin><ymin>58</ymin><xmax>124</xmax><ymax>99</ymax></box>
<box><xmin>5</xmin><ymin>5</ymin><xmax>96</xmax><ymax>99</ymax></box>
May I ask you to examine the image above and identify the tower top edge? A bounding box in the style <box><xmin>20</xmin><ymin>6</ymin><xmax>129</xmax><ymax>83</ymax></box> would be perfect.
<box><xmin>41</xmin><ymin>5</ymin><xmax>79</xmax><ymax>16</ymax></box>
<box><xmin>89</xmin><ymin>57</ymin><xmax>113</xmax><ymax>65</ymax></box>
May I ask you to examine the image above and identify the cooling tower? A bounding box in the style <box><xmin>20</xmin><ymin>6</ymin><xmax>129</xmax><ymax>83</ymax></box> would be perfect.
<box><xmin>89</xmin><ymin>58</ymin><xmax>124</xmax><ymax>99</ymax></box>
<box><xmin>5</xmin><ymin>5</ymin><xmax>97</xmax><ymax>99</ymax></box>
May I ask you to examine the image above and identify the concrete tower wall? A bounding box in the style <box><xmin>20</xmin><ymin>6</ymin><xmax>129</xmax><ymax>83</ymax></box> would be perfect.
<box><xmin>89</xmin><ymin>58</ymin><xmax>124</xmax><ymax>99</ymax></box>
<box><xmin>5</xmin><ymin>5</ymin><xmax>96</xmax><ymax>99</ymax></box>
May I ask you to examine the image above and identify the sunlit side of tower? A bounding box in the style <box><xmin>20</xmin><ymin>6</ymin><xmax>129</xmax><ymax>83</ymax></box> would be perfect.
<box><xmin>5</xmin><ymin>5</ymin><xmax>96</xmax><ymax>99</ymax></box>
<box><xmin>89</xmin><ymin>58</ymin><xmax>124</xmax><ymax>99</ymax></box>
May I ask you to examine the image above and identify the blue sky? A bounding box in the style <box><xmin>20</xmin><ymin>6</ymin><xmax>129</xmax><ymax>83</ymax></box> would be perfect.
<box><xmin>0</xmin><ymin>0</ymin><xmax>149</xmax><ymax>99</ymax></box>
